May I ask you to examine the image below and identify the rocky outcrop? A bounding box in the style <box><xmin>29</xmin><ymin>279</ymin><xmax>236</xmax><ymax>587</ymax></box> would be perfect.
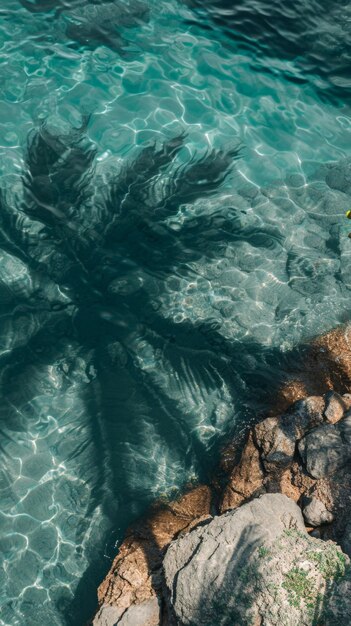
<box><xmin>164</xmin><ymin>494</ymin><xmax>351</xmax><ymax>626</ymax></box>
<box><xmin>94</xmin><ymin>388</ymin><xmax>351</xmax><ymax>625</ymax></box>
<box><xmin>221</xmin><ymin>391</ymin><xmax>351</xmax><ymax>531</ymax></box>
<box><xmin>93</xmin><ymin>324</ymin><xmax>351</xmax><ymax>625</ymax></box>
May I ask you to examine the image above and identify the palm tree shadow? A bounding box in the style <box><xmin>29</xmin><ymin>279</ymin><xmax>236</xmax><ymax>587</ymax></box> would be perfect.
<box><xmin>0</xmin><ymin>118</ymin><xmax>245</xmax><ymax>624</ymax></box>
<box><xmin>2</xmin><ymin>115</ymin><xmax>350</xmax><ymax>626</ymax></box>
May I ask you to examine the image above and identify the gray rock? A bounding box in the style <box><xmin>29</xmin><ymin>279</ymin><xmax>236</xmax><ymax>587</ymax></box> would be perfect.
<box><xmin>118</xmin><ymin>599</ymin><xmax>160</xmax><ymax>626</ymax></box>
<box><xmin>324</xmin><ymin>390</ymin><xmax>346</xmax><ymax>424</ymax></box>
<box><xmin>341</xmin><ymin>521</ymin><xmax>351</xmax><ymax>558</ymax></box>
<box><xmin>343</xmin><ymin>394</ymin><xmax>351</xmax><ymax>410</ymax></box>
<box><xmin>298</xmin><ymin>423</ymin><xmax>351</xmax><ymax>478</ymax></box>
<box><xmin>339</xmin><ymin>414</ymin><xmax>351</xmax><ymax>445</ymax></box>
<box><xmin>93</xmin><ymin>599</ymin><xmax>159</xmax><ymax>626</ymax></box>
<box><xmin>254</xmin><ymin>416</ymin><xmax>296</xmax><ymax>471</ymax></box>
<box><xmin>290</xmin><ymin>396</ymin><xmax>325</xmax><ymax>432</ymax></box>
<box><xmin>93</xmin><ymin>605</ymin><xmax>123</xmax><ymax>626</ymax></box>
<box><xmin>163</xmin><ymin>493</ymin><xmax>350</xmax><ymax>626</ymax></box>
<box><xmin>302</xmin><ymin>496</ymin><xmax>334</xmax><ymax>526</ymax></box>
<box><xmin>254</xmin><ymin>396</ymin><xmax>326</xmax><ymax>472</ymax></box>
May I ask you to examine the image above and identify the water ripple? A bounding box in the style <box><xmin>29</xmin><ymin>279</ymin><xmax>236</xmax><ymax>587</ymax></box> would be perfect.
<box><xmin>0</xmin><ymin>0</ymin><xmax>350</xmax><ymax>625</ymax></box>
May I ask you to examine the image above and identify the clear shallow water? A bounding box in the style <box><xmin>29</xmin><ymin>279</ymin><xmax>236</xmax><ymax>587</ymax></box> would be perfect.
<box><xmin>0</xmin><ymin>0</ymin><xmax>350</xmax><ymax>624</ymax></box>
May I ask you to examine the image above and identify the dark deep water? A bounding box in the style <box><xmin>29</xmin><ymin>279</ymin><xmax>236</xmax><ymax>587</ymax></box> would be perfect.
<box><xmin>0</xmin><ymin>0</ymin><xmax>350</xmax><ymax>624</ymax></box>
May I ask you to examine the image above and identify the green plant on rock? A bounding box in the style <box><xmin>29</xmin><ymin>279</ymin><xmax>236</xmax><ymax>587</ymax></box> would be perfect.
<box><xmin>284</xmin><ymin>528</ymin><xmax>309</xmax><ymax>542</ymax></box>
<box><xmin>308</xmin><ymin>546</ymin><xmax>348</xmax><ymax>580</ymax></box>
<box><xmin>258</xmin><ymin>545</ymin><xmax>271</xmax><ymax>559</ymax></box>
<box><xmin>282</xmin><ymin>567</ymin><xmax>318</xmax><ymax>611</ymax></box>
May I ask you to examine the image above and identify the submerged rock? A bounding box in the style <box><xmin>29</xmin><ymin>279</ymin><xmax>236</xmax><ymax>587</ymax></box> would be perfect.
<box><xmin>325</xmin><ymin>159</ymin><xmax>351</xmax><ymax>196</ymax></box>
<box><xmin>164</xmin><ymin>493</ymin><xmax>351</xmax><ymax>626</ymax></box>
<box><xmin>64</xmin><ymin>1</ymin><xmax>149</xmax><ymax>50</ymax></box>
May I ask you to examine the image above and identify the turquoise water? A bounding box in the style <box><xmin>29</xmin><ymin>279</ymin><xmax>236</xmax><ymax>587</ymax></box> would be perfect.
<box><xmin>0</xmin><ymin>1</ymin><xmax>350</xmax><ymax>624</ymax></box>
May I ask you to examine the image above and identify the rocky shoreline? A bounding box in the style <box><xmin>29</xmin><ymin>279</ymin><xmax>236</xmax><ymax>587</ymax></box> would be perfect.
<box><xmin>92</xmin><ymin>325</ymin><xmax>351</xmax><ymax>625</ymax></box>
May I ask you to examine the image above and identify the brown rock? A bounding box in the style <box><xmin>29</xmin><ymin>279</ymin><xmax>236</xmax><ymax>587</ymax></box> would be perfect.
<box><xmin>219</xmin><ymin>431</ymin><xmax>247</xmax><ymax>475</ymax></box>
<box><xmin>311</xmin><ymin>325</ymin><xmax>351</xmax><ymax>392</ymax></box>
<box><xmin>290</xmin><ymin>461</ymin><xmax>316</xmax><ymax>495</ymax></box>
<box><xmin>254</xmin><ymin>415</ymin><xmax>296</xmax><ymax>471</ymax></box>
<box><xmin>145</xmin><ymin>484</ymin><xmax>213</xmax><ymax>550</ymax></box>
<box><xmin>97</xmin><ymin>538</ymin><xmax>159</xmax><ymax>610</ymax></box>
<box><xmin>289</xmin><ymin>395</ymin><xmax>325</xmax><ymax>432</ymax></box>
<box><xmin>275</xmin><ymin>325</ymin><xmax>351</xmax><ymax>412</ymax></box>
<box><xmin>274</xmin><ymin>379</ymin><xmax>309</xmax><ymax>414</ymax></box>
<box><xmin>96</xmin><ymin>485</ymin><xmax>213</xmax><ymax>621</ymax></box>
<box><xmin>220</xmin><ymin>431</ymin><xmax>264</xmax><ymax>513</ymax></box>
<box><xmin>324</xmin><ymin>390</ymin><xmax>347</xmax><ymax>423</ymax></box>
<box><xmin>265</xmin><ymin>467</ymin><xmax>301</xmax><ymax>502</ymax></box>
<box><xmin>308</xmin><ymin>477</ymin><xmax>335</xmax><ymax>511</ymax></box>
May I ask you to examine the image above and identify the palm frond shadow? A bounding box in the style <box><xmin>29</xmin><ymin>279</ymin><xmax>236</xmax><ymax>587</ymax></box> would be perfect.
<box><xmin>0</xmin><ymin>116</ymin><xmax>311</xmax><ymax>625</ymax></box>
